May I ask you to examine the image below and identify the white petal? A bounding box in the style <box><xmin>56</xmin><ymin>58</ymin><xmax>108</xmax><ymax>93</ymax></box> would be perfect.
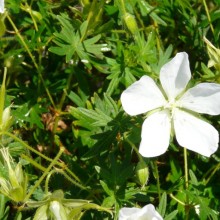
<box><xmin>173</xmin><ymin>109</ymin><xmax>219</xmax><ymax>157</ymax></box>
<box><xmin>142</xmin><ymin>204</ymin><xmax>163</xmax><ymax>220</ymax></box>
<box><xmin>179</xmin><ymin>83</ymin><xmax>220</xmax><ymax>115</ymax></box>
<box><xmin>0</xmin><ymin>0</ymin><xmax>4</xmax><ymax>13</ymax></box>
<box><xmin>119</xmin><ymin>204</ymin><xmax>163</xmax><ymax>220</ymax></box>
<box><xmin>49</xmin><ymin>201</ymin><xmax>68</xmax><ymax>220</ymax></box>
<box><xmin>49</xmin><ymin>201</ymin><xmax>62</xmax><ymax>220</ymax></box>
<box><xmin>119</xmin><ymin>207</ymin><xmax>141</xmax><ymax>220</ymax></box>
<box><xmin>121</xmin><ymin>76</ymin><xmax>166</xmax><ymax>116</ymax></box>
<box><xmin>139</xmin><ymin>110</ymin><xmax>171</xmax><ymax>157</ymax></box>
<box><xmin>160</xmin><ymin>52</ymin><xmax>191</xmax><ymax>101</ymax></box>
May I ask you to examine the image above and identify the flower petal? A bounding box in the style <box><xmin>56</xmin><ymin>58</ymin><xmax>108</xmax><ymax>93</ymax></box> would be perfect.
<box><xmin>179</xmin><ymin>83</ymin><xmax>220</xmax><ymax>115</ymax></box>
<box><xmin>142</xmin><ymin>204</ymin><xmax>163</xmax><ymax>220</ymax></box>
<box><xmin>139</xmin><ymin>110</ymin><xmax>171</xmax><ymax>157</ymax></box>
<box><xmin>121</xmin><ymin>76</ymin><xmax>166</xmax><ymax>116</ymax></box>
<box><xmin>49</xmin><ymin>201</ymin><xmax>69</xmax><ymax>220</ymax></box>
<box><xmin>119</xmin><ymin>204</ymin><xmax>163</xmax><ymax>220</ymax></box>
<box><xmin>160</xmin><ymin>52</ymin><xmax>191</xmax><ymax>101</ymax></box>
<box><xmin>173</xmin><ymin>109</ymin><xmax>219</xmax><ymax>157</ymax></box>
<box><xmin>0</xmin><ymin>0</ymin><xmax>4</xmax><ymax>13</ymax></box>
<box><xmin>119</xmin><ymin>207</ymin><xmax>141</xmax><ymax>220</ymax></box>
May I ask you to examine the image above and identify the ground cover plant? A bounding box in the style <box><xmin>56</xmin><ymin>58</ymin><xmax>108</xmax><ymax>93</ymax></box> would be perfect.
<box><xmin>0</xmin><ymin>0</ymin><xmax>220</xmax><ymax>219</ymax></box>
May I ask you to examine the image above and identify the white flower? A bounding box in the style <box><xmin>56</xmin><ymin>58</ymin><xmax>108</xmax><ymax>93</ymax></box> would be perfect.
<box><xmin>119</xmin><ymin>204</ymin><xmax>163</xmax><ymax>220</ymax></box>
<box><xmin>121</xmin><ymin>52</ymin><xmax>220</xmax><ymax>157</ymax></box>
<box><xmin>0</xmin><ymin>0</ymin><xmax>4</xmax><ymax>13</ymax></box>
<box><xmin>194</xmin><ymin>204</ymin><xmax>200</xmax><ymax>215</ymax></box>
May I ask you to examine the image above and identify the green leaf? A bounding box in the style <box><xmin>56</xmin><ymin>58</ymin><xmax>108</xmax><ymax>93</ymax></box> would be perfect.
<box><xmin>77</xmin><ymin>107</ymin><xmax>112</xmax><ymax>127</ymax></box>
<box><xmin>29</xmin><ymin>105</ymin><xmax>44</xmax><ymax>129</ymax></box>
<box><xmin>138</xmin><ymin>1</ymin><xmax>167</xmax><ymax>26</ymax></box>
<box><xmin>100</xmin><ymin>180</ymin><xmax>114</xmax><ymax>197</ymax></box>
<box><xmin>164</xmin><ymin>210</ymin><xmax>178</xmax><ymax>220</ymax></box>
<box><xmin>106</xmin><ymin>74</ymin><xmax>121</xmax><ymax>96</ymax></box>
<box><xmin>103</xmin><ymin>93</ymin><xmax>119</xmax><ymax>118</ymax></box>
<box><xmin>49</xmin><ymin>14</ymin><xmax>104</xmax><ymax>62</ymax></box>
<box><xmin>158</xmin><ymin>192</ymin><xmax>167</xmax><ymax>217</ymax></box>
<box><xmin>189</xmin><ymin>169</ymin><xmax>198</xmax><ymax>186</ymax></box>
<box><xmin>0</xmin><ymin>194</ymin><xmax>9</xmax><ymax>220</ymax></box>
<box><xmin>68</xmin><ymin>91</ymin><xmax>86</xmax><ymax>107</ymax></box>
<box><xmin>82</xmin><ymin>128</ymin><xmax>118</xmax><ymax>160</ymax></box>
<box><xmin>102</xmin><ymin>196</ymin><xmax>115</xmax><ymax>208</ymax></box>
<box><xmin>69</xmin><ymin>106</ymin><xmax>95</xmax><ymax>130</ymax></box>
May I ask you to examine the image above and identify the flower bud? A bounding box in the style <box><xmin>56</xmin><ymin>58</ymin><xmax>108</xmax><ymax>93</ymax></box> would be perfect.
<box><xmin>1</xmin><ymin>106</ymin><xmax>13</xmax><ymax>131</ymax></box>
<box><xmin>49</xmin><ymin>201</ymin><xmax>68</xmax><ymax>220</ymax></box>
<box><xmin>0</xmin><ymin>148</ymin><xmax>28</xmax><ymax>202</ymax></box>
<box><xmin>33</xmin><ymin>204</ymin><xmax>48</xmax><ymax>220</ymax></box>
<box><xmin>135</xmin><ymin>161</ymin><xmax>149</xmax><ymax>188</ymax></box>
<box><xmin>123</xmin><ymin>13</ymin><xmax>138</xmax><ymax>35</ymax></box>
<box><xmin>204</xmin><ymin>37</ymin><xmax>220</xmax><ymax>71</ymax></box>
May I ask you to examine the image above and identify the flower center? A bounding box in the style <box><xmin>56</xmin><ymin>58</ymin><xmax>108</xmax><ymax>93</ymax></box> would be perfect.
<box><xmin>164</xmin><ymin>99</ymin><xmax>176</xmax><ymax>110</ymax></box>
<box><xmin>163</xmin><ymin>99</ymin><xmax>180</xmax><ymax>119</ymax></box>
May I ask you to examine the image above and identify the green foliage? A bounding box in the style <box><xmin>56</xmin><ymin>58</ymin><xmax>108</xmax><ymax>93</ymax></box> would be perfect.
<box><xmin>0</xmin><ymin>194</ymin><xmax>9</xmax><ymax>220</ymax></box>
<box><xmin>0</xmin><ymin>0</ymin><xmax>220</xmax><ymax>219</ymax></box>
<box><xmin>49</xmin><ymin>14</ymin><xmax>105</xmax><ymax>63</ymax></box>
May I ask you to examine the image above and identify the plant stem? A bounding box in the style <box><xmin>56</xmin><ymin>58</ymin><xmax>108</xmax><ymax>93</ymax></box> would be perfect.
<box><xmin>202</xmin><ymin>0</ymin><xmax>215</xmax><ymax>36</ymax></box>
<box><xmin>21</xmin><ymin>154</ymin><xmax>46</xmax><ymax>172</ymax></box>
<box><xmin>6</xmin><ymin>13</ymin><xmax>56</xmax><ymax>108</ymax></box>
<box><xmin>52</xmin><ymin>71</ymin><xmax>74</xmax><ymax>134</ymax></box>
<box><xmin>124</xmin><ymin>136</ymin><xmax>142</xmax><ymax>161</ymax></box>
<box><xmin>6</xmin><ymin>13</ymin><xmax>39</xmax><ymax>70</ymax></box>
<box><xmin>151</xmin><ymin>160</ymin><xmax>161</xmax><ymax>201</ymax></box>
<box><xmin>1</xmin><ymin>131</ymin><xmax>81</xmax><ymax>183</ymax></box>
<box><xmin>44</xmin><ymin>170</ymin><xmax>54</xmax><ymax>194</ymax></box>
<box><xmin>118</xmin><ymin>0</ymin><xmax>127</xmax><ymax>15</ymax></box>
<box><xmin>204</xmin><ymin>162</ymin><xmax>220</xmax><ymax>185</ymax></box>
<box><xmin>184</xmin><ymin>147</ymin><xmax>189</xmax><ymax>220</ymax></box>
<box><xmin>0</xmin><ymin>68</ymin><xmax>7</xmax><ymax>125</ymax></box>
<box><xmin>24</xmin><ymin>147</ymin><xmax>65</xmax><ymax>202</ymax></box>
<box><xmin>125</xmin><ymin>136</ymin><xmax>161</xmax><ymax>200</ymax></box>
<box><xmin>170</xmin><ymin>193</ymin><xmax>185</xmax><ymax>206</ymax></box>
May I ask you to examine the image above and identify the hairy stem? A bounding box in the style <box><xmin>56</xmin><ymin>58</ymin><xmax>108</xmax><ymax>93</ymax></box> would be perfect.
<box><xmin>184</xmin><ymin>147</ymin><xmax>189</xmax><ymax>220</ymax></box>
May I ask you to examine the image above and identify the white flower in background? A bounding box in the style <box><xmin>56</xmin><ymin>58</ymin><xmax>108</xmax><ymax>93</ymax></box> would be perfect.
<box><xmin>119</xmin><ymin>204</ymin><xmax>163</xmax><ymax>220</ymax></box>
<box><xmin>0</xmin><ymin>0</ymin><xmax>4</xmax><ymax>13</ymax></box>
<box><xmin>121</xmin><ymin>52</ymin><xmax>220</xmax><ymax>157</ymax></box>
<box><xmin>194</xmin><ymin>204</ymin><xmax>200</xmax><ymax>215</ymax></box>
